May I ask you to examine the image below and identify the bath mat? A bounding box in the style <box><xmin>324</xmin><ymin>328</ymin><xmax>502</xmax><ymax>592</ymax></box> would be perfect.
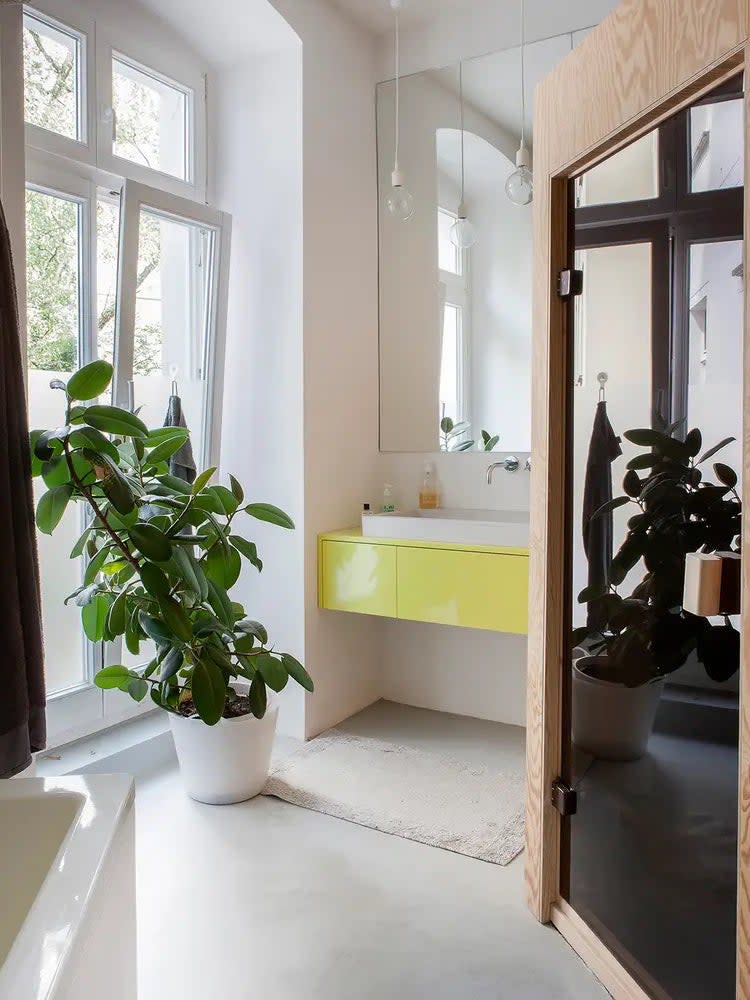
<box><xmin>263</xmin><ymin>730</ymin><xmax>525</xmax><ymax>865</ymax></box>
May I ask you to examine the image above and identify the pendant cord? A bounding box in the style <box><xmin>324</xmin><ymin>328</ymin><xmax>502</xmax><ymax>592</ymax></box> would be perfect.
<box><xmin>459</xmin><ymin>59</ymin><xmax>465</xmax><ymax>203</ymax></box>
<box><xmin>394</xmin><ymin>7</ymin><xmax>400</xmax><ymax>172</ymax></box>
<box><xmin>520</xmin><ymin>0</ymin><xmax>526</xmax><ymax>147</ymax></box>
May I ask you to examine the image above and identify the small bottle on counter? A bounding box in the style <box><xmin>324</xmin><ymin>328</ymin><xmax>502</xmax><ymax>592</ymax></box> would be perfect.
<box><xmin>382</xmin><ymin>484</ymin><xmax>395</xmax><ymax>513</ymax></box>
<box><xmin>419</xmin><ymin>463</ymin><xmax>441</xmax><ymax>510</ymax></box>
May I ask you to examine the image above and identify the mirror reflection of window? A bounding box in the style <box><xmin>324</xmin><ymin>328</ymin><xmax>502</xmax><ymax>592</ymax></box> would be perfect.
<box><xmin>437</xmin><ymin>207</ymin><xmax>462</xmax><ymax>275</ymax></box>
<box><xmin>437</xmin><ymin>206</ymin><xmax>469</xmax><ymax>432</ymax></box>
<box><xmin>439</xmin><ymin>301</ymin><xmax>462</xmax><ymax>424</ymax></box>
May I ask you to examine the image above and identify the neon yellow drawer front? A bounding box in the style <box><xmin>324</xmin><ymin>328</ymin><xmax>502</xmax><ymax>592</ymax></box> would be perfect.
<box><xmin>397</xmin><ymin>546</ymin><xmax>529</xmax><ymax>634</ymax></box>
<box><xmin>318</xmin><ymin>531</ymin><xmax>529</xmax><ymax>634</ymax></box>
<box><xmin>320</xmin><ymin>539</ymin><xmax>397</xmax><ymax>617</ymax></box>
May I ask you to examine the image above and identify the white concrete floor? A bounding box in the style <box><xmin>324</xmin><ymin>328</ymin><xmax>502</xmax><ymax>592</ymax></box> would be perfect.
<box><xmin>117</xmin><ymin>701</ymin><xmax>609</xmax><ymax>999</ymax></box>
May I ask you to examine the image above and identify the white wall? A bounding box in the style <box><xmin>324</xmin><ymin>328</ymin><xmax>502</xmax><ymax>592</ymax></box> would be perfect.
<box><xmin>268</xmin><ymin>0</ymin><xmax>383</xmax><ymax>738</ymax></box>
<box><xmin>214</xmin><ymin>44</ymin><xmax>307</xmax><ymax>737</ymax></box>
<box><xmin>377</xmin><ymin>0</ymin><xmax>621</xmax><ymax>78</ymax></box>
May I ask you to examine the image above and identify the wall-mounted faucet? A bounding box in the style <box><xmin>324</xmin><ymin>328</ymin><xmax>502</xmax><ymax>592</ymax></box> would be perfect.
<box><xmin>487</xmin><ymin>456</ymin><xmax>520</xmax><ymax>483</ymax></box>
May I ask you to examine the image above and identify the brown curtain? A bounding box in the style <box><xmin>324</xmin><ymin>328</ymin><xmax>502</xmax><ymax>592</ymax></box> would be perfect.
<box><xmin>0</xmin><ymin>199</ymin><xmax>46</xmax><ymax>777</ymax></box>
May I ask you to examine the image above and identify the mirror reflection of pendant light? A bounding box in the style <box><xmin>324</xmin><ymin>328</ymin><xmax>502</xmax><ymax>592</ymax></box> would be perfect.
<box><xmin>450</xmin><ymin>60</ymin><xmax>478</xmax><ymax>250</ymax></box>
<box><xmin>385</xmin><ymin>0</ymin><xmax>415</xmax><ymax>222</ymax></box>
<box><xmin>506</xmin><ymin>0</ymin><xmax>533</xmax><ymax>206</ymax></box>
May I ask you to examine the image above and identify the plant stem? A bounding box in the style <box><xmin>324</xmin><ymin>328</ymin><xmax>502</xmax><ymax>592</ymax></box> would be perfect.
<box><xmin>63</xmin><ymin>440</ymin><xmax>141</xmax><ymax>573</ymax></box>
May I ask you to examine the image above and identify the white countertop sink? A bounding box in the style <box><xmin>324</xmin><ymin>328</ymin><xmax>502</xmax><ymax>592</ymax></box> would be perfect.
<box><xmin>361</xmin><ymin>508</ymin><xmax>529</xmax><ymax>548</ymax></box>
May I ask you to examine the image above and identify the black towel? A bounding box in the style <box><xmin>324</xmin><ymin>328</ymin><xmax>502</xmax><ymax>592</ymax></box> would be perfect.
<box><xmin>163</xmin><ymin>394</ymin><xmax>197</xmax><ymax>484</ymax></box>
<box><xmin>582</xmin><ymin>400</ymin><xmax>622</xmax><ymax>628</ymax></box>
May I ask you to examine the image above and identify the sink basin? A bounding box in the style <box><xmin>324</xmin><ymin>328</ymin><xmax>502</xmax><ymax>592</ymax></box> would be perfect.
<box><xmin>361</xmin><ymin>508</ymin><xmax>529</xmax><ymax>548</ymax></box>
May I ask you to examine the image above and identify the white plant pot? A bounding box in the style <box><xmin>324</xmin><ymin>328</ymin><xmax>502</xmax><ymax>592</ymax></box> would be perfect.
<box><xmin>572</xmin><ymin>657</ymin><xmax>664</xmax><ymax>762</ymax></box>
<box><xmin>169</xmin><ymin>689</ymin><xmax>278</xmax><ymax>805</ymax></box>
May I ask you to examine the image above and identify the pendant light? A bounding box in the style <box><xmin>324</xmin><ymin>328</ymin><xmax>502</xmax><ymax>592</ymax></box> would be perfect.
<box><xmin>449</xmin><ymin>60</ymin><xmax>478</xmax><ymax>250</ymax></box>
<box><xmin>385</xmin><ymin>0</ymin><xmax>415</xmax><ymax>222</ymax></box>
<box><xmin>506</xmin><ymin>0</ymin><xmax>533</xmax><ymax>206</ymax></box>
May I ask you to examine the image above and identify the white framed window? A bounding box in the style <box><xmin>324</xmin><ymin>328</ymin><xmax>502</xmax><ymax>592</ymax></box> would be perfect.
<box><xmin>23</xmin><ymin>3</ymin><xmax>206</xmax><ymax>200</ymax></box>
<box><xmin>437</xmin><ymin>206</ymin><xmax>471</xmax><ymax>430</ymax></box>
<box><xmin>22</xmin><ymin>5</ymin><xmax>95</xmax><ymax>163</ymax></box>
<box><xmin>96</xmin><ymin>28</ymin><xmax>206</xmax><ymax>200</ymax></box>
<box><xmin>17</xmin><ymin>4</ymin><xmax>223</xmax><ymax>745</ymax></box>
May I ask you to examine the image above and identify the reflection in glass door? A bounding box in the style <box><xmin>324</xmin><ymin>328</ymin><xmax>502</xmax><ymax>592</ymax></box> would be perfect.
<box><xmin>563</xmin><ymin>79</ymin><xmax>743</xmax><ymax>1000</ymax></box>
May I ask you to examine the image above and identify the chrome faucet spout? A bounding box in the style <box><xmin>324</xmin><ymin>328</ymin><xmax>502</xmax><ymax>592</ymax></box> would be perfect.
<box><xmin>486</xmin><ymin>462</ymin><xmax>504</xmax><ymax>484</ymax></box>
<box><xmin>487</xmin><ymin>456</ymin><xmax>520</xmax><ymax>483</ymax></box>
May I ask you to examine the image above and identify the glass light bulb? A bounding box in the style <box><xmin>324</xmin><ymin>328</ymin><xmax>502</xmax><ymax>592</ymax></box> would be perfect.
<box><xmin>386</xmin><ymin>184</ymin><xmax>415</xmax><ymax>222</ymax></box>
<box><xmin>506</xmin><ymin>165</ymin><xmax>533</xmax><ymax>206</ymax></box>
<box><xmin>449</xmin><ymin>216</ymin><xmax>478</xmax><ymax>250</ymax></box>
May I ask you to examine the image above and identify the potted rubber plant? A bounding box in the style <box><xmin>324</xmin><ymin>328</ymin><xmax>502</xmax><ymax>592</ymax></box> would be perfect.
<box><xmin>31</xmin><ymin>360</ymin><xmax>313</xmax><ymax>804</ymax></box>
<box><xmin>573</xmin><ymin>425</ymin><xmax>741</xmax><ymax>760</ymax></box>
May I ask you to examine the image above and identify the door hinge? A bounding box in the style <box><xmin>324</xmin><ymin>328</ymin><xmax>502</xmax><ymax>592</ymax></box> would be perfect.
<box><xmin>557</xmin><ymin>268</ymin><xmax>584</xmax><ymax>299</ymax></box>
<box><xmin>551</xmin><ymin>778</ymin><xmax>577</xmax><ymax>817</ymax></box>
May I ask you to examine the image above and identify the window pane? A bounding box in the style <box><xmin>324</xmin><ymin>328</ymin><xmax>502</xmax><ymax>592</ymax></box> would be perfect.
<box><xmin>23</xmin><ymin>12</ymin><xmax>82</xmax><ymax>141</ymax></box>
<box><xmin>690</xmin><ymin>98</ymin><xmax>744</xmax><ymax>193</ymax></box>
<box><xmin>577</xmin><ymin>131</ymin><xmax>659</xmax><ymax>207</ymax></box>
<box><xmin>687</xmin><ymin>240</ymin><xmax>744</xmax><ymax>477</ymax></box>
<box><xmin>132</xmin><ymin>208</ymin><xmax>212</xmax><ymax>465</ymax></box>
<box><xmin>112</xmin><ymin>56</ymin><xmax>189</xmax><ymax>180</ymax></box>
<box><xmin>25</xmin><ymin>188</ymin><xmax>85</xmax><ymax>695</ymax></box>
<box><xmin>440</xmin><ymin>303</ymin><xmax>460</xmax><ymax>423</ymax></box>
<box><xmin>438</xmin><ymin>209</ymin><xmax>461</xmax><ymax>274</ymax></box>
<box><xmin>96</xmin><ymin>196</ymin><xmax>120</xmax><ymax>367</ymax></box>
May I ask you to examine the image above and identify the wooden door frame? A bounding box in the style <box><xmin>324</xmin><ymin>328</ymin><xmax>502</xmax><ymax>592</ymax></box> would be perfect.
<box><xmin>524</xmin><ymin>1</ymin><xmax>750</xmax><ymax>996</ymax></box>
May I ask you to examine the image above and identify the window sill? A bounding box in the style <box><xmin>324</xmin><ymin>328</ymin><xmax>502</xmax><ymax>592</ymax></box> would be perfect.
<box><xmin>36</xmin><ymin>709</ymin><xmax>170</xmax><ymax>777</ymax></box>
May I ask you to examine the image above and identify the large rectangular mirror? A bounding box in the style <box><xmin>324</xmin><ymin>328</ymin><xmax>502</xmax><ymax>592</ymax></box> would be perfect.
<box><xmin>376</xmin><ymin>33</ymin><xmax>573</xmax><ymax>454</ymax></box>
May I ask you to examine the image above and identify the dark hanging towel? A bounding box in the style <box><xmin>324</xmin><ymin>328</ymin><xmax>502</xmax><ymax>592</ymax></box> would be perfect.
<box><xmin>0</xmin><ymin>201</ymin><xmax>46</xmax><ymax>777</ymax></box>
<box><xmin>582</xmin><ymin>400</ymin><xmax>622</xmax><ymax>629</ymax></box>
<box><xmin>163</xmin><ymin>393</ymin><xmax>197</xmax><ymax>484</ymax></box>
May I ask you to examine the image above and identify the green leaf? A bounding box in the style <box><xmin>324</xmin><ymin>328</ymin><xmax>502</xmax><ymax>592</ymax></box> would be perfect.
<box><xmin>169</xmin><ymin>546</ymin><xmax>208</xmax><ymax>600</ymax></box>
<box><xmin>82</xmin><ymin>594</ymin><xmax>110</xmax><ymax>642</ymax></box>
<box><xmin>281</xmin><ymin>653</ymin><xmax>314</xmax><ymax>692</ymax></box>
<box><xmin>157</xmin><ymin>596</ymin><xmax>193</xmax><ymax>643</ymax></box>
<box><xmin>205</xmin><ymin>545</ymin><xmax>241</xmax><ymax>589</ymax></box>
<box><xmin>230</xmin><ymin>535</ymin><xmax>263</xmax><ymax>572</ymax></box>
<box><xmin>68</xmin><ymin>425</ymin><xmax>120</xmax><ymax>462</ymax></box>
<box><xmin>237</xmin><ymin>619</ymin><xmax>268</xmax><ymax>645</ymax></box>
<box><xmin>482</xmin><ymin>434</ymin><xmax>500</xmax><ymax>452</ymax></box>
<box><xmin>156</xmin><ymin>474</ymin><xmax>193</xmax><ymax>496</ymax></box>
<box><xmin>127</xmin><ymin>678</ymin><xmax>149</xmax><ymax>702</ymax></box>
<box><xmin>67</xmin><ymin>361</ymin><xmax>114</xmax><ymax>401</ymax></box>
<box><xmin>234</xmin><ymin>633</ymin><xmax>257</xmax><ymax>654</ymax></box>
<box><xmin>84</xmin><ymin>405</ymin><xmax>148</xmax><ymax>439</ymax></box>
<box><xmin>145</xmin><ymin>432</ymin><xmax>190</xmax><ymax>466</ymax></box>
<box><xmin>140</xmin><ymin>561</ymin><xmax>171</xmax><ymax>597</ymax></box>
<box><xmin>589</xmin><ymin>496</ymin><xmax>630</xmax><ymax>521</ymax></box>
<box><xmin>685</xmin><ymin>428</ymin><xmax>702</xmax><ymax>457</ymax></box>
<box><xmin>106</xmin><ymin>591</ymin><xmax>129</xmax><ymax>637</ymax></box>
<box><xmin>94</xmin><ymin>665</ymin><xmax>131</xmax><ymax>689</ymax></box>
<box><xmin>70</xmin><ymin>526</ymin><xmax>94</xmax><ymax>559</ymax></box>
<box><xmin>90</xmin><ymin>453</ymin><xmax>135</xmax><ymax>514</ymax></box>
<box><xmin>36</xmin><ymin>484</ymin><xmax>74</xmax><ymax>534</ymax></box>
<box><xmin>713</xmin><ymin>463</ymin><xmax>738</xmax><ymax>489</ymax></box>
<box><xmin>623</xmin><ymin>469</ymin><xmax>641</xmax><ymax>499</ymax></box>
<box><xmin>256</xmin><ymin>653</ymin><xmax>288</xmax><ymax>692</ymax></box>
<box><xmin>84</xmin><ymin>545</ymin><xmax>111</xmax><ymax>586</ymax></box>
<box><xmin>229</xmin><ymin>475</ymin><xmax>244</xmax><ymax>504</ymax></box>
<box><xmin>625</xmin><ymin>453</ymin><xmax>661</xmax><ymax>472</ymax></box>
<box><xmin>41</xmin><ymin>455</ymin><xmax>71</xmax><ymax>488</ymax></box>
<box><xmin>210</xmin><ymin>485</ymin><xmax>239</xmax><ymax>515</ymax></box>
<box><xmin>146</xmin><ymin>426</ymin><xmax>189</xmax><ymax>447</ymax></box>
<box><xmin>244</xmin><ymin>503</ymin><xmax>295</xmax><ymax>530</ymax></box>
<box><xmin>192</xmin><ymin>466</ymin><xmax>217</xmax><ymax>493</ymax></box>
<box><xmin>159</xmin><ymin>646</ymin><xmax>184</xmax><ymax>682</ymax></box>
<box><xmin>191</xmin><ymin>659</ymin><xmax>227</xmax><ymax>725</ymax></box>
<box><xmin>130</xmin><ymin>523</ymin><xmax>173</xmax><ymax>562</ymax></box>
<box><xmin>29</xmin><ymin>430</ymin><xmax>45</xmax><ymax>476</ymax></box>
<box><xmin>697</xmin><ymin>437</ymin><xmax>736</xmax><ymax>465</ymax></box>
<box><xmin>207</xmin><ymin>579</ymin><xmax>234</xmax><ymax>627</ymax></box>
<box><xmin>248</xmin><ymin>673</ymin><xmax>267</xmax><ymax>719</ymax></box>
<box><xmin>139</xmin><ymin>613</ymin><xmax>172</xmax><ymax>645</ymax></box>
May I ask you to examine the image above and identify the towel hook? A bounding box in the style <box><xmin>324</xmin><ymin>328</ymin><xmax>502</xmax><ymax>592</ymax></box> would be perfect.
<box><xmin>597</xmin><ymin>371</ymin><xmax>608</xmax><ymax>401</ymax></box>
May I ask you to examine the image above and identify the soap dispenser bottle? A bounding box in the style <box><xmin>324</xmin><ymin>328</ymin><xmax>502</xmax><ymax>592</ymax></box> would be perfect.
<box><xmin>419</xmin><ymin>463</ymin><xmax>441</xmax><ymax>510</ymax></box>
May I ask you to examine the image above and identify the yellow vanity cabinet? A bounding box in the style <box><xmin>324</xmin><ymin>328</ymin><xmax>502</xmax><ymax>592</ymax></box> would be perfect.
<box><xmin>318</xmin><ymin>531</ymin><xmax>529</xmax><ymax>635</ymax></box>
<box><xmin>318</xmin><ymin>538</ymin><xmax>398</xmax><ymax>618</ymax></box>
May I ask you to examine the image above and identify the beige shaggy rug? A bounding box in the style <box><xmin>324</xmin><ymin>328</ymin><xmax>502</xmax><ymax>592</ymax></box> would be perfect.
<box><xmin>263</xmin><ymin>730</ymin><xmax>525</xmax><ymax>865</ymax></box>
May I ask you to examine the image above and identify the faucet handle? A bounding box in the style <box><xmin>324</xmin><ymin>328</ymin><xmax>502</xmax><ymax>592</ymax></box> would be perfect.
<box><xmin>525</xmin><ymin>456</ymin><xmax>532</xmax><ymax>472</ymax></box>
